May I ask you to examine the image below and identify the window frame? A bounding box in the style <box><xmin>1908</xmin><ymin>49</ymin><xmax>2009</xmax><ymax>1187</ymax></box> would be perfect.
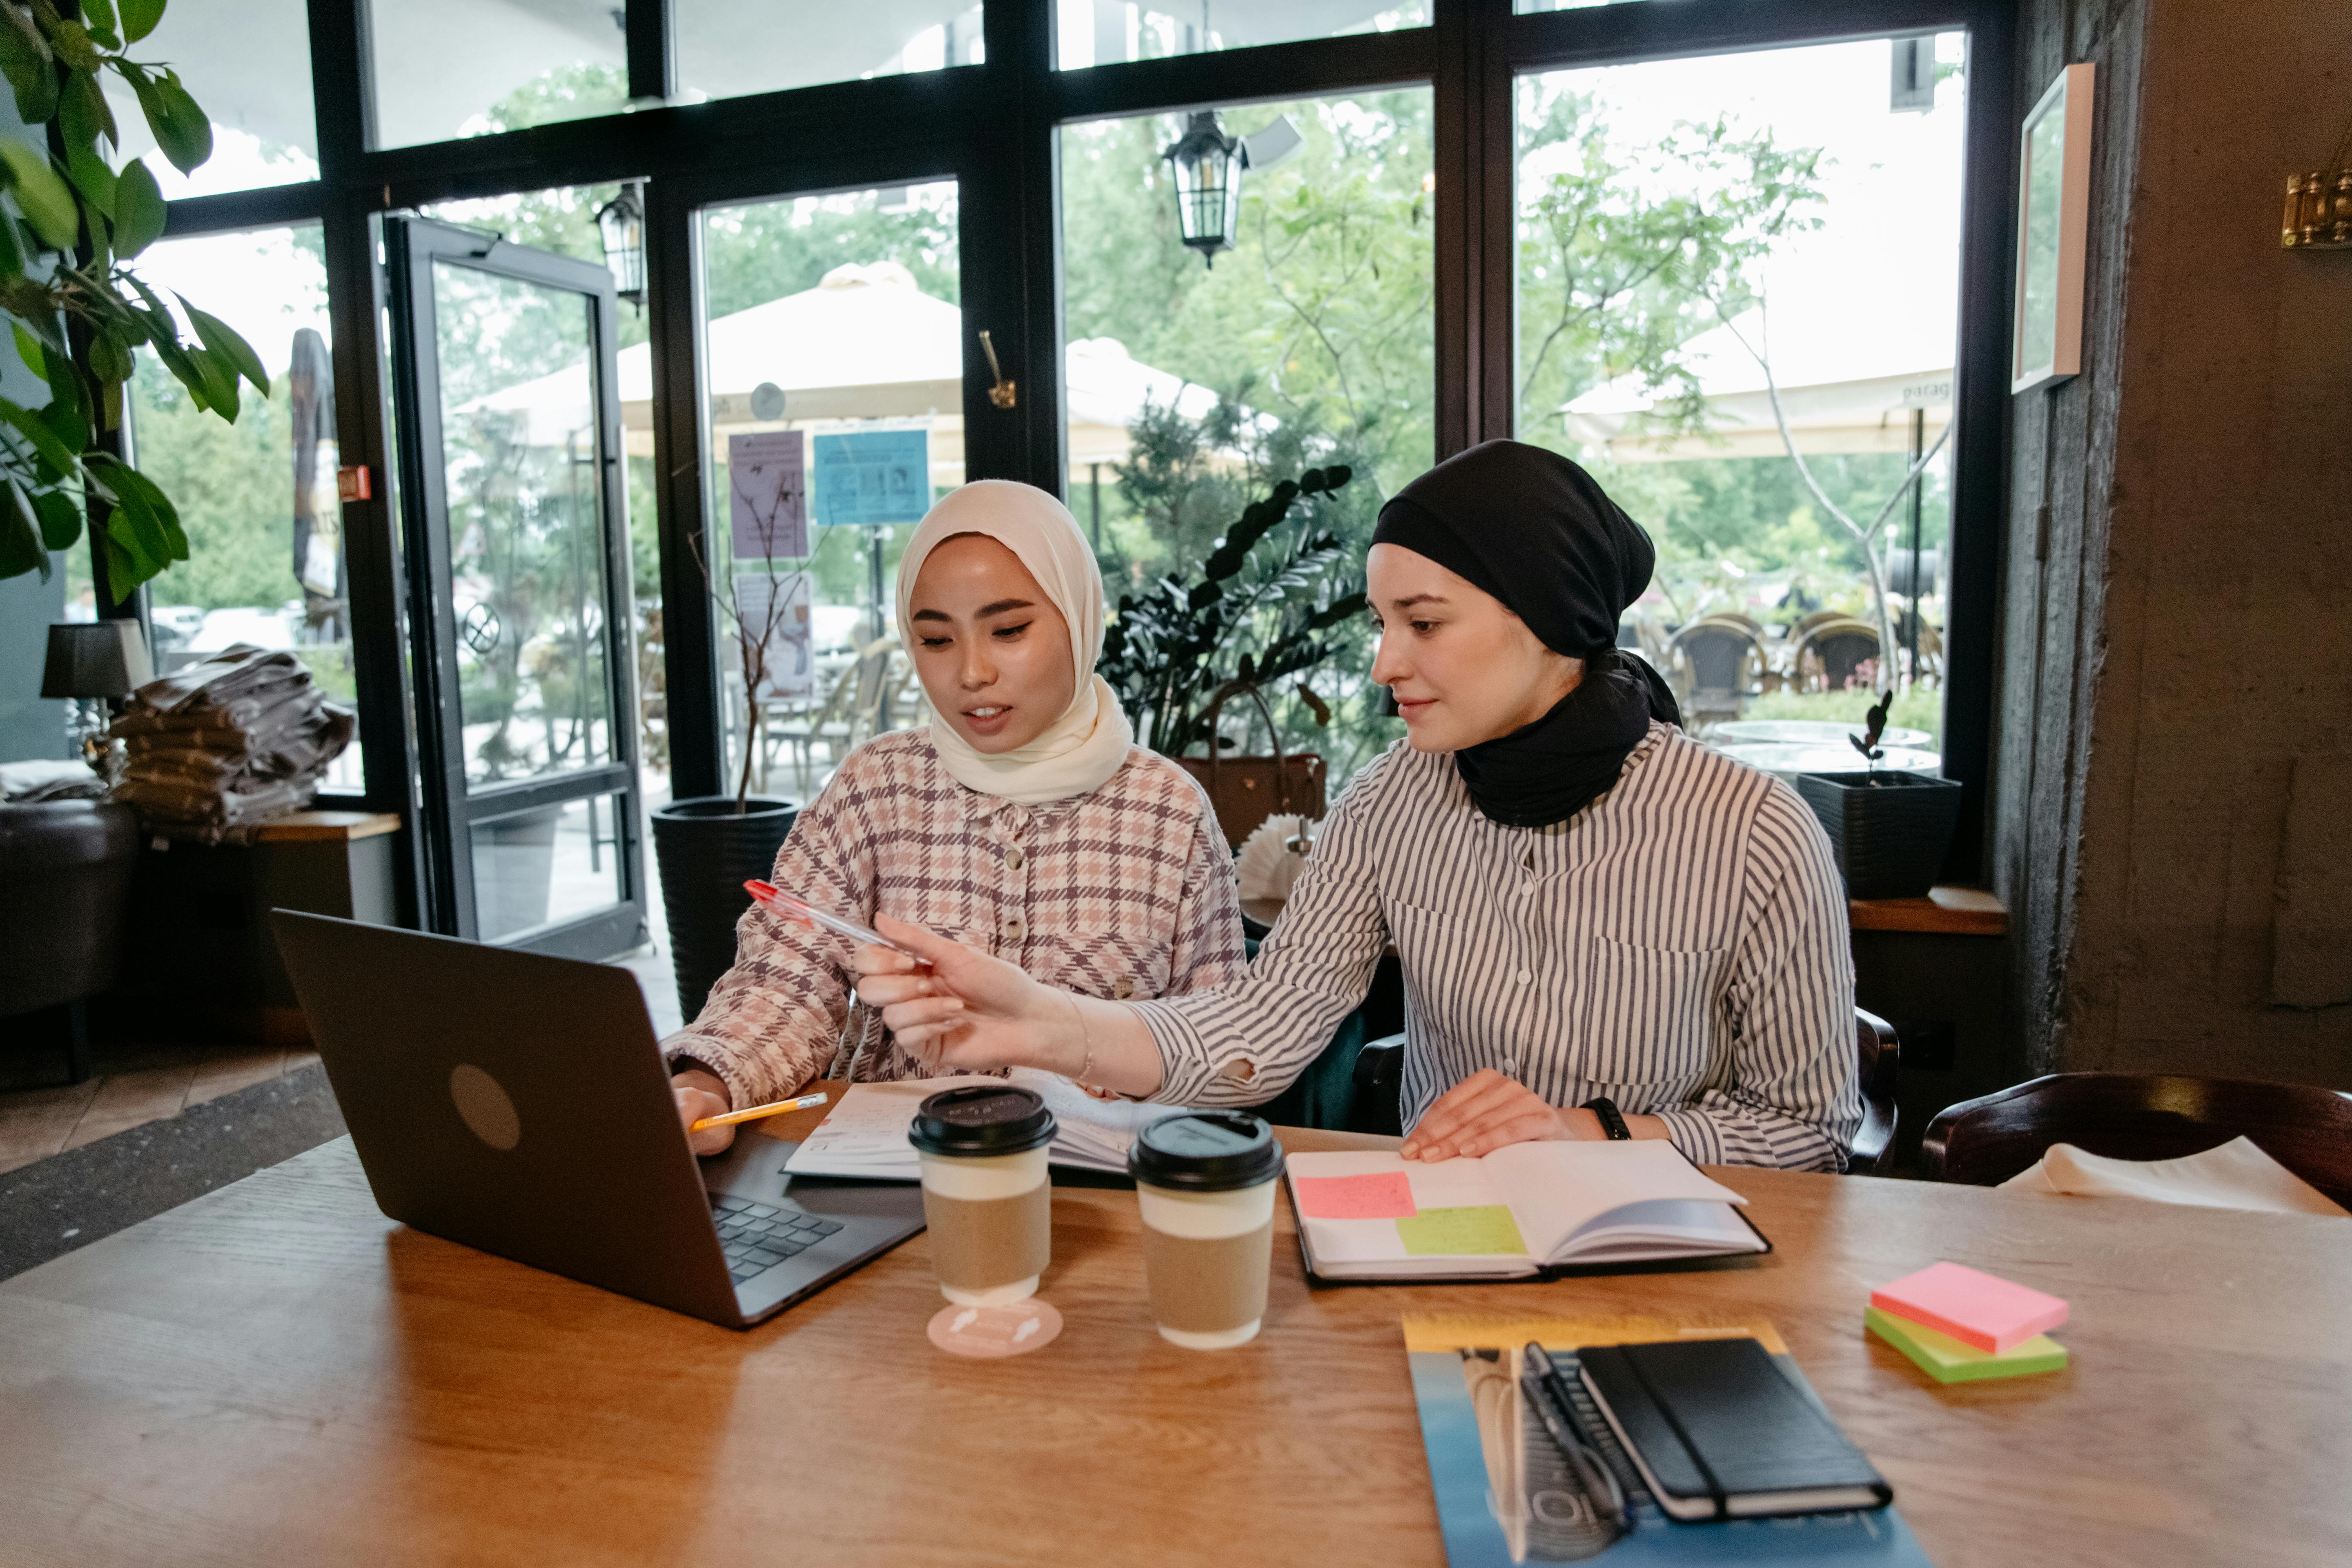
<box><xmin>122</xmin><ymin>0</ymin><xmax>2013</xmax><ymax>931</ymax></box>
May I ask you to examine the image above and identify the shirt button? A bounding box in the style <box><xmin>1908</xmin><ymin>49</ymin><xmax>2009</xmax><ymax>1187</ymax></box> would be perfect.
<box><xmin>1005</xmin><ymin>846</ymin><xmax>1025</xmax><ymax>871</ymax></box>
<box><xmin>1004</xmin><ymin>917</ymin><xmax>1026</xmax><ymax>942</ymax></box>
<box><xmin>1515</xmin><ymin>969</ymin><xmax>1532</xmax><ymax>986</ymax></box>
<box><xmin>1517</xmin><ymin>884</ymin><xmax>1533</xmax><ymax>897</ymax></box>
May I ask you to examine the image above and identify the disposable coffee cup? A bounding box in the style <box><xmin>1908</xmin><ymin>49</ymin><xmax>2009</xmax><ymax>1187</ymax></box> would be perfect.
<box><xmin>909</xmin><ymin>1084</ymin><xmax>1057</xmax><ymax>1306</ymax></box>
<box><xmin>1128</xmin><ymin>1111</ymin><xmax>1284</xmax><ymax>1350</ymax></box>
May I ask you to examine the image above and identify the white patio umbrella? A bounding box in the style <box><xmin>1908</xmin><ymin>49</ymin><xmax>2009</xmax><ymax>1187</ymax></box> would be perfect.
<box><xmin>1561</xmin><ymin>270</ymin><xmax>1955</xmax><ymax>462</ymax></box>
<box><xmin>465</xmin><ymin>262</ymin><xmax>1227</xmax><ymax>488</ymax></box>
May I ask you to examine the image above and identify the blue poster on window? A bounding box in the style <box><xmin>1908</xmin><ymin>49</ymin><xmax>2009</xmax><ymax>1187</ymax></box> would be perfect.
<box><xmin>810</xmin><ymin>429</ymin><xmax>931</xmax><ymax>527</ymax></box>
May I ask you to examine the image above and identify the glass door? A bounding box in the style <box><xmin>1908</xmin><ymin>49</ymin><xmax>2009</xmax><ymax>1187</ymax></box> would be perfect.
<box><xmin>386</xmin><ymin>217</ymin><xmax>647</xmax><ymax>959</ymax></box>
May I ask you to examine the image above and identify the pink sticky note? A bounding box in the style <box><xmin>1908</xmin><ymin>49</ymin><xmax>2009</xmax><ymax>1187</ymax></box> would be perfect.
<box><xmin>1870</xmin><ymin>1261</ymin><xmax>2068</xmax><ymax>1353</ymax></box>
<box><xmin>1293</xmin><ymin>1172</ymin><xmax>1419</xmax><ymax>1221</ymax></box>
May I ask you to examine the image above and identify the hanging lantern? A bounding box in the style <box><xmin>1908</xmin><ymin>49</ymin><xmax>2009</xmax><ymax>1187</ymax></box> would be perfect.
<box><xmin>595</xmin><ymin>180</ymin><xmax>648</xmax><ymax>305</ymax></box>
<box><xmin>1161</xmin><ymin>110</ymin><xmax>1247</xmax><ymax>267</ymax></box>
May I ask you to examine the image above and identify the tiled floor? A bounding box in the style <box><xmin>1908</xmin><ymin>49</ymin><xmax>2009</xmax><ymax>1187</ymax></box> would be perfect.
<box><xmin>0</xmin><ymin>1041</ymin><xmax>320</xmax><ymax>1177</ymax></box>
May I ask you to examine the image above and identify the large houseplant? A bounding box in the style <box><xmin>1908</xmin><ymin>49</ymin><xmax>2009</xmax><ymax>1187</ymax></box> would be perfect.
<box><xmin>1098</xmin><ymin>465</ymin><xmax>1365</xmax><ymax>844</ymax></box>
<box><xmin>0</xmin><ymin>0</ymin><xmax>268</xmax><ymax>595</ymax></box>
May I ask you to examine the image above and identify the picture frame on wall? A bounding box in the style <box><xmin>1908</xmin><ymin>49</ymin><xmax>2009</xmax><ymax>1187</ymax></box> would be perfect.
<box><xmin>2012</xmin><ymin>63</ymin><xmax>2096</xmax><ymax>394</ymax></box>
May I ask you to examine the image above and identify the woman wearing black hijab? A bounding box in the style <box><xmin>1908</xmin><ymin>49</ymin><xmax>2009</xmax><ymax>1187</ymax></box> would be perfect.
<box><xmin>855</xmin><ymin>441</ymin><xmax>1862</xmax><ymax>1172</ymax></box>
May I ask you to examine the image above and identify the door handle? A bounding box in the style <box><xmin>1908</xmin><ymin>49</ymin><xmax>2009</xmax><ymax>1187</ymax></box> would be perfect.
<box><xmin>978</xmin><ymin>330</ymin><xmax>1017</xmax><ymax>410</ymax></box>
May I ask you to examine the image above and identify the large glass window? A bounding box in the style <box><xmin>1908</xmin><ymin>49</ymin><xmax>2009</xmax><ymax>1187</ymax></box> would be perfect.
<box><xmin>696</xmin><ymin>182</ymin><xmax>964</xmax><ymax>804</ymax></box>
<box><xmin>676</xmin><ymin>4</ymin><xmax>986</xmax><ymax>101</ymax></box>
<box><xmin>1516</xmin><ymin>36</ymin><xmax>1966</xmax><ymax>776</ymax></box>
<box><xmin>370</xmin><ymin>1</ymin><xmax>626</xmax><ymax>149</ymax></box>
<box><xmin>1056</xmin><ymin>2</ymin><xmax>1426</xmax><ymax>67</ymax></box>
<box><xmin>1060</xmin><ymin>91</ymin><xmax>1433</xmax><ymax>788</ymax></box>
<box><xmin>118</xmin><ymin>225</ymin><xmax>361</xmax><ymax>792</ymax></box>
<box><xmin>96</xmin><ymin>0</ymin><xmax>316</xmax><ymax>197</ymax></box>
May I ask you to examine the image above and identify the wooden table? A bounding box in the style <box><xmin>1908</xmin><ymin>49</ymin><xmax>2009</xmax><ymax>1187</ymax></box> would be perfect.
<box><xmin>3</xmin><ymin>1116</ymin><xmax>2347</xmax><ymax>1567</ymax></box>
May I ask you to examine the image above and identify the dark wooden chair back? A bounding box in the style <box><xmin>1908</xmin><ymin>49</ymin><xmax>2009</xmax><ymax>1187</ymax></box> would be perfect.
<box><xmin>1849</xmin><ymin>1008</ymin><xmax>1899</xmax><ymax>1175</ymax></box>
<box><xmin>1920</xmin><ymin>1073</ymin><xmax>2352</xmax><ymax>1208</ymax></box>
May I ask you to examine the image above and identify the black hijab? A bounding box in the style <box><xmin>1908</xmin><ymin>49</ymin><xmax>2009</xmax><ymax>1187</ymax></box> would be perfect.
<box><xmin>1372</xmin><ymin>440</ymin><xmax>1679</xmax><ymax>829</ymax></box>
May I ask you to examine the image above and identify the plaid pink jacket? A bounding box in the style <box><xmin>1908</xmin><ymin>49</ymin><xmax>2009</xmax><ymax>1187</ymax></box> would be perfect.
<box><xmin>661</xmin><ymin>728</ymin><xmax>1246</xmax><ymax>1111</ymax></box>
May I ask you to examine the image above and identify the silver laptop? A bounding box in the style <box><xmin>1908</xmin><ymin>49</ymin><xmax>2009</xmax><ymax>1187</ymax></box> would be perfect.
<box><xmin>272</xmin><ymin>911</ymin><xmax>925</xmax><ymax>1329</ymax></box>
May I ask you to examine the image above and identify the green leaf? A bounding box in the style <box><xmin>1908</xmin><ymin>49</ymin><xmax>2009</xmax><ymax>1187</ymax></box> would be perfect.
<box><xmin>31</xmin><ymin>485</ymin><xmax>77</xmax><ymax>549</ymax></box>
<box><xmin>110</xmin><ymin>156</ymin><xmax>163</xmax><ymax>256</ymax></box>
<box><xmin>0</xmin><ymin>482</ymin><xmax>42</xmax><ymax>581</ymax></box>
<box><xmin>105</xmin><ymin>458</ymin><xmax>183</xmax><ymax>561</ymax></box>
<box><xmin>0</xmin><ymin>142</ymin><xmax>79</xmax><ymax>249</ymax></box>
<box><xmin>0</xmin><ymin>7</ymin><xmax>56</xmax><ymax>126</ymax></box>
<box><xmin>182</xmin><ymin>298</ymin><xmax>267</xmax><ymax>395</ymax></box>
<box><xmin>48</xmin><ymin>19</ymin><xmax>102</xmax><ymax>73</ymax></box>
<box><xmin>132</xmin><ymin>67</ymin><xmax>209</xmax><ymax>174</ymax></box>
<box><xmin>0</xmin><ymin>206</ymin><xmax>20</xmax><ymax>276</ymax></box>
<box><xmin>187</xmin><ymin>343</ymin><xmax>237</xmax><ymax>419</ymax></box>
<box><xmin>0</xmin><ymin>394</ymin><xmax>80</xmax><ymax>475</ymax></box>
<box><xmin>38</xmin><ymin>393</ymin><xmax>84</xmax><ymax>454</ymax></box>
<box><xmin>119</xmin><ymin>0</ymin><xmax>162</xmax><ymax>43</ymax></box>
<box><xmin>10</xmin><ymin>321</ymin><xmax>41</xmax><ymax>379</ymax></box>
<box><xmin>65</xmin><ymin>143</ymin><xmax>115</xmax><ymax>218</ymax></box>
<box><xmin>58</xmin><ymin>68</ymin><xmax>104</xmax><ymax>152</ymax></box>
<box><xmin>79</xmin><ymin>0</ymin><xmax>119</xmax><ymax>47</ymax></box>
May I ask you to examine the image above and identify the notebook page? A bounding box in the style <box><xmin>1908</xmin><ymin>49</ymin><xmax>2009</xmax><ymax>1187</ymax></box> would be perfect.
<box><xmin>1479</xmin><ymin>1142</ymin><xmax>1748</xmax><ymax>1262</ymax></box>
<box><xmin>1283</xmin><ymin>1150</ymin><xmax>1516</xmax><ymax>1266</ymax></box>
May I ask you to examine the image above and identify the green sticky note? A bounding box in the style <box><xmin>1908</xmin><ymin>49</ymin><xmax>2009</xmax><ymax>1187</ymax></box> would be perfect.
<box><xmin>1395</xmin><ymin>1205</ymin><xmax>1527</xmax><ymax>1257</ymax></box>
<box><xmin>1866</xmin><ymin>1305</ymin><xmax>2068</xmax><ymax>1383</ymax></box>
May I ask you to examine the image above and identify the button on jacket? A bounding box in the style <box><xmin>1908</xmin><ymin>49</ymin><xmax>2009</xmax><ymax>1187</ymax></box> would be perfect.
<box><xmin>664</xmin><ymin>729</ymin><xmax>1245</xmax><ymax>1111</ymax></box>
<box><xmin>1131</xmin><ymin>724</ymin><xmax>1862</xmax><ymax>1170</ymax></box>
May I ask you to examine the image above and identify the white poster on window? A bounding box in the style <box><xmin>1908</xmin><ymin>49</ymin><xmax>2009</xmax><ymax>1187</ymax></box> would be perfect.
<box><xmin>728</xmin><ymin>429</ymin><xmax>809</xmax><ymax>560</ymax></box>
<box><xmin>733</xmin><ymin>569</ymin><xmax>815</xmax><ymax>702</ymax></box>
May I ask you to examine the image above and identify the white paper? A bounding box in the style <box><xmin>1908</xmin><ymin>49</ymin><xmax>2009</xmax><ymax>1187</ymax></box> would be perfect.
<box><xmin>783</xmin><ymin>1069</ymin><xmax>1189</xmax><ymax>1179</ymax></box>
<box><xmin>732</xmin><ymin>570</ymin><xmax>814</xmax><ymax>701</ymax></box>
<box><xmin>728</xmin><ymin>429</ymin><xmax>808</xmax><ymax>559</ymax></box>
<box><xmin>2001</xmin><ymin>1136</ymin><xmax>2348</xmax><ymax>1217</ymax></box>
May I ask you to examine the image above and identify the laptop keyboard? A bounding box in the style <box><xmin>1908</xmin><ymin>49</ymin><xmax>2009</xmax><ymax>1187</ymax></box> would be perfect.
<box><xmin>712</xmin><ymin>1195</ymin><xmax>846</xmax><ymax>1285</ymax></box>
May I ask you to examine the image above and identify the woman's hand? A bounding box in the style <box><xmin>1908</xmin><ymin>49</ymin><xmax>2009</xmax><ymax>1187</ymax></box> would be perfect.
<box><xmin>672</xmin><ymin>1068</ymin><xmax>736</xmax><ymax>1156</ymax></box>
<box><xmin>852</xmin><ymin>915</ymin><xmax>1081</xmax><ymax>1077</ymax></box>
<box><xmin>1401</xmin><ymin>1070</ymin><xmax>1588</xmax><ymax>1161</ymax></box>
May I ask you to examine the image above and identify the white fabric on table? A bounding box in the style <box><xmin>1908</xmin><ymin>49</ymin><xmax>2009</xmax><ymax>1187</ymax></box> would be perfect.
<box><xmin>2001</xmin><ymin>1136</ymin><xmax>2347</xmax><ymax>1217</ymax></box>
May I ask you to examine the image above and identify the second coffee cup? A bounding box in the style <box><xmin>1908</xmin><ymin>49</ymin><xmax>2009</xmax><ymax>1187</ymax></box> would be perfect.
<box><xmin>908</xmin><ymin>1084</ymin><xmax>1057</xmax><ymax>1305</ymax></box>
<box><xmin>1129</xmin><ymin>1111</ymin><xmax>1284</xmax><ymax>1350</ymax></box>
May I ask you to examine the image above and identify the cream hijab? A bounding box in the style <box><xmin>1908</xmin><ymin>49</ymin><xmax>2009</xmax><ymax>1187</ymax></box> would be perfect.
<box><xmin>894</xmin><ymin>481</ymin><xmax>1135</xmax><ymax>805</ymax></box>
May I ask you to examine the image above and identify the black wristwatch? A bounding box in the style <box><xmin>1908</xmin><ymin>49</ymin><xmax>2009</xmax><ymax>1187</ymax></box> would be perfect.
<box><xmin>1580</xmin><ymin>1096</ymin><xmax>1633</xmax><ymax>1141</ymax></box>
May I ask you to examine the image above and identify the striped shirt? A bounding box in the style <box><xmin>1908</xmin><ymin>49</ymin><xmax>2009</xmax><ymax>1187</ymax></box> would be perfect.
<box><xmin>662</xmin><ymin>728</ymin><xmax>1246</xmax><ymax>1112</ymax></box>
<box><xmin>1132</xmin><ymin>722</ymin><xmax>1862</xmax><ymax>1171</ymax></box>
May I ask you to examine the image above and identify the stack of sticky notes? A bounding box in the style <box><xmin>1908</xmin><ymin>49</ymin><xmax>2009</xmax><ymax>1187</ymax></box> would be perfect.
<box><xmin>1865</xmin><ymin>1261</ymin><xmax>2069</xmax><ymax>1384</ymax></box>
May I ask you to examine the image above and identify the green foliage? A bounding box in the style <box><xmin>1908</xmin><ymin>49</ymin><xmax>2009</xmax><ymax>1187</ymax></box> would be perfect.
<box><xmin>0</xmin><ymin>0</ymin><xmax>262</xmax><ymax>599</ymax></box>
<box><xmin>1513</xmin><ymin>87</ymin><xmax>1825</xmax><ymax>439</ymax></box>
<box><xmin>1097</xmin><ymin>467</ymin><xmax>1365</xmax><ymax>757</ymax></box>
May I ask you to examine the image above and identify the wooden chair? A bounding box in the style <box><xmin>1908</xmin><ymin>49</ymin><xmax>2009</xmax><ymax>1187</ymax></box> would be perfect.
<box><xmin>1340</xmin><ymin>1009</ymin><xmax>1899</xmax><ymax>1169</ymax></box>
<box><xmin>1664</xmin><ymin>617</ymin><xmax>1766</xmax><ymax>727</ymax></box>
<box><xmin>1791</xmin><ymin>617</ymin><xmax>1881</xmax><ymax>693</ymax></box>
<box><xmin>1849</xmin><ymin>1008</ymin><xmax>1900</xmax><ymax>1175</ymax></box>
<box><xmin>1920</xmin><ymin>1073</ymin><xmax>2352</xmax><ymax>1209</ymax></box>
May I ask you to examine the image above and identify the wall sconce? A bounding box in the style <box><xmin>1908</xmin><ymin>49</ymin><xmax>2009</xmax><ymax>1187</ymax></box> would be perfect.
<box><xmin>2281</xmin><ymin>121</ymin><xmax>2350</xmax><ymax>250</ymax></box>
<box><xmin>596</xmin><ymin>180</ymin><xmax>648</xmax><ymax>303</ymax></box>
<box><xmin>1163</xmin><ymin>111</ymin><xmax>1247</xmax><ymax>267</ymax></box>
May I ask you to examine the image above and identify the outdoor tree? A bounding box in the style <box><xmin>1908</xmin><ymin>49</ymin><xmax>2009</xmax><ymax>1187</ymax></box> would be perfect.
<box><xmin>0</xmin><ymin>0</ymin><xmax>271</xmax><ymax>597</ymax></box>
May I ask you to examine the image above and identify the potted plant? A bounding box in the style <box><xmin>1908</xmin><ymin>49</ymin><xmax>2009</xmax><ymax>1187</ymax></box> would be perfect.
<box><xmin>1794</xmin><ymin>691</ymin><xmax>1964</xmax><ymax>900</ymax></box>
<box><xmin>1098</xmin><ymin>466</ymin><xmax>1365</xmax><ymax>846</ymax></box>
<box><xmin>649</xmin><ymin>477</ymin><xmax>804</xmax><ymax>1022</ymax></box>
<box><xmin>0</xmin><ymin>0</ymin><xmax>270</xmax><ymax>596</ymax></box>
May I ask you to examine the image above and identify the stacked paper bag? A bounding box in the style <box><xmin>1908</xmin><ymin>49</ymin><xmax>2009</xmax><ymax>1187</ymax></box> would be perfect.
<box><xmin>109</xmin><ymin>643</ymin><xmax>356</xmax><ymax>844</ymax></box>
<box><xmin>1865</xmin><ymin>1261</ymin><xmax>2070</xmax><ymax>1384</ymax></box>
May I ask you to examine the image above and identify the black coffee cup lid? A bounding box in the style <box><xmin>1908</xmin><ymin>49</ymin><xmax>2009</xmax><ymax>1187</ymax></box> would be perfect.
<box><xmin>908</xmin><ymin>1084</ymin><xmax>1056</xmax><ymax>1157</ymax></box>
<box><xmin>1128</xmin><ymin>1111</ymin><xmax>1283</xmax><ymax>1192</ymax></box>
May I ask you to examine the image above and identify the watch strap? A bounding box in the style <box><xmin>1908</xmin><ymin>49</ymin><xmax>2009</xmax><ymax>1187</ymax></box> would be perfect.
<box><xmin>1581</xmin><ymin>1096</ymin><xmax>1633</xmax><ymax>1140</ymax></box>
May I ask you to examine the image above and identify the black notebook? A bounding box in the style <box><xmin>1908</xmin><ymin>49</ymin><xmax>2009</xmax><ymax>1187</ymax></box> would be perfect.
<box><xmin>1578</xmin><ymin>1337</ymin><xmax>1893</xmax><ymax>1521</ymax></box>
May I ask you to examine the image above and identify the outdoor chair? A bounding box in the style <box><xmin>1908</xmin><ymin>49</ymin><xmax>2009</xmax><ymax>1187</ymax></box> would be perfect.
<box><xmin>1792</xmin><ymin>617</ymin><xmax>1881</xmax><ymax>692</ymax></box>
<box><xmin>762</xmin><ymin>657</ymin><xmax>862</xmax><ymax>795</ymax></box>
<box><xmin>1920</xmin><ymin>1073</ymin><xmax>2352</xmax><ymax>1208</ymax></box>
<box><xmin>1664</xmin><ymin>616</ymin><xmax>1766</xmax><ymax>727</ymax></box>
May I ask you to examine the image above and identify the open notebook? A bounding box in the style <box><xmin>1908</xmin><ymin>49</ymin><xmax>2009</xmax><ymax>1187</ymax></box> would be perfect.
<box><xmin>1286</xmin><ymin>1142</ymin><xmax>1766</xmax><ymax>1280</ymax></box>
<box><xmin>782</xmin><ymin>1069</ymin><xmax>1185</xmax><ymax>1178</ymax></box>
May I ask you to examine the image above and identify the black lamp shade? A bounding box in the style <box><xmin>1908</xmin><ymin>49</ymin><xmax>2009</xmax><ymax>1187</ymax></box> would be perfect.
<box><xmin>41</xmin><ymin>621</ymin><xmax>153</xmax><ymax>699</ymax></box>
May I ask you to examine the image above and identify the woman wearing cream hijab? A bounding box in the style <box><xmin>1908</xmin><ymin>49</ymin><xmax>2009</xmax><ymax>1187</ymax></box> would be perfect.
<box><xmin>665</xmin><ymin>481</ymin><xmax>1245</xmax><ymax>1151</ymax></box>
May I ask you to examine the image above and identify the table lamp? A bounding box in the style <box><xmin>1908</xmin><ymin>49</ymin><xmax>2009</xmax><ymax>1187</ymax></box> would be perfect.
<box><xmin>41</xmin><ymin>621</ymin><xmax>153</xmax><ymax>777</ymax></box>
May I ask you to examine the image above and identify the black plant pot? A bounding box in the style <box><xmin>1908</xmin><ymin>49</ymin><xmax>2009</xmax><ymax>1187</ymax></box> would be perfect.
<box><xmin>1795</xmin><ymin>771</ymin><xmax>1964</xmax><ymax>900</ymax></box>
<box><xmin>650</xmin><ymin>795</ymin><xmax>798</xmax><ymax>1025</ymax></box>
